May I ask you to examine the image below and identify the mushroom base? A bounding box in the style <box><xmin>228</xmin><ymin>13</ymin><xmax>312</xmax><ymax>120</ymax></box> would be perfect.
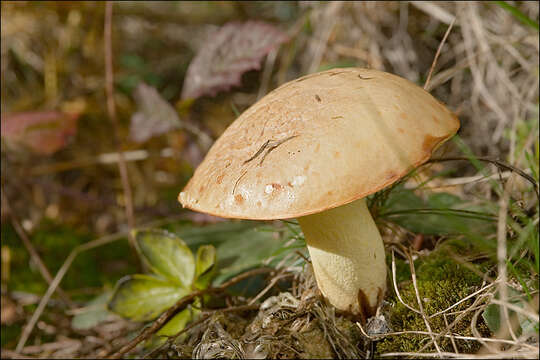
<box><xmin>298</xmin><ymin>197</ymin><xmax>386</xmax><ymax>321</ymax></box>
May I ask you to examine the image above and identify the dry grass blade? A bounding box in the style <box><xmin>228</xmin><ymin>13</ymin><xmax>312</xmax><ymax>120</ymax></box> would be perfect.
<box><xmin>103</xmin><ymin>1</ymin><xmax>138</xmax><ymax>263</ymax></box>
<box><xmin>424</xmin><ymin>18</ymin><xmax>456</xmax><ymax>91</ymax></box>
<box><xmin>14</xmin><ymin>232</ymin><xmax>126</xmax><ymax>353</ymax></box>
<box><xmin>403</xmin><ymin>247</ymin><xmax>443</xmax><ymax>357</ymax></box>
<box><xmin>1</xmin><ymin>187</ymin><xmax>74</xmax><ymax>308</ymax></box>
<box><xmin>379</xmin><ymin>350</ymin><xmax>540</xmax><ymax>358</ymax></box>
<box><xmin>391</xmin><ymin>248</ymin><xmax>422</xmax><ymax>315</ymax></box>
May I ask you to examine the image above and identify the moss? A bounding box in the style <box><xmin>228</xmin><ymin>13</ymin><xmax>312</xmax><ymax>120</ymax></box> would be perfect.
<box><xmin>376</xmin><ymin>249</ymin><xmax>491</xmax><ymax>356</ymax></box>
<box><xmin>1</xmin><ymin>219</ymin><xmax>136</xmax><ymax>300</ymax></box>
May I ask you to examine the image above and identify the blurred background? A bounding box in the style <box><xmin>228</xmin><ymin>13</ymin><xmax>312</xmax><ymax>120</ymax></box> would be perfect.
<box><xmin>1</xmin><ymin>1</ymin><xmax>538</xmax><ymax>358</ymax></box>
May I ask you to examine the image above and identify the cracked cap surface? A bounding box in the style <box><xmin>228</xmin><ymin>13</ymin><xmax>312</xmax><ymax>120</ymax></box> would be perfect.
<box><xmin>179</xmin><ymin>68</ymin><xmax>460</xmax><ymax>220</ymax></box>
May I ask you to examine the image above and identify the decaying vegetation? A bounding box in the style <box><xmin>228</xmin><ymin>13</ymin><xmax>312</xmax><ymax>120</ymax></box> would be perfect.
<box><xmin>1</xmin><ymin>1</ymin><xmax>538</xmax><ymax>359</ymax></box>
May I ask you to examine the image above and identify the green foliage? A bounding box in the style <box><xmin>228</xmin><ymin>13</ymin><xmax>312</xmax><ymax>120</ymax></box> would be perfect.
<box><xmin>136</xmin><ymin>229</ymin><xmax>195</xmax><ymax>288</ymax></box>
<box><xmin>107</xmin><ymin>229</ymin><xmax>216</xmax><ymax>342</ymax></box>
<box><xmin>482</xmin><ymin>286</ymin><xmax>539</xmax><ymax>337</ymax></box>
<box><xmin>109</xmin><ymin>274</ymin><xmax>190</xmax><ymax>322</ymax></box>
<box><xmin>377</xmin><ymin>186</ymin><xmax>496</xmax><ymax>236</ymax></box>
<box><xmin>71</xmin><ymin>292</ymin><xmax>112</xmax><ymax>330</ymax></box>
<box><xmin>165</xmin><ymin>220</ymin><xmax>295</xmax><ymax>285</ymax></box>
<box><xmin>1</xmin><ymin>219</ymin><xmax>135</xmax><ymax>296</ymax></box>
<box><xmin>194</xmin><ymin>245</ymin><xmax>217</xmax><ymax>289</ymax></box>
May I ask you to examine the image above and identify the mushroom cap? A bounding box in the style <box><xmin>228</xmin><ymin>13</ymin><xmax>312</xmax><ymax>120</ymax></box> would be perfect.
<box><xmin>179</xmin><ymin>68</ymin><xmax>460</xmax><ymax>220</ymax></box>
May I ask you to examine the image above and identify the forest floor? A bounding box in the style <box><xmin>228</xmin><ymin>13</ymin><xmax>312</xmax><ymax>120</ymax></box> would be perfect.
<box><xmin>1</xmin><ymin>2</ymin><xmax>538</xmax><ymax>358</ymax></box>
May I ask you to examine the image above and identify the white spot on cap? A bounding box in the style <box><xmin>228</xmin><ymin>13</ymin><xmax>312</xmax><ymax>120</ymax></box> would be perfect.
<box><xmin>179</xmin><ymin>192</ymin><xmax>188</xmax><ymax>206</ymax></box>
<box><xmin>265</xmin><ymin>184</ymin><xmax>274</xmax><ymax>194</ymax></box>
<box><xmin>291</xmin><ymin>175</ymin><xmax>306</xmax><ymax>186</ymax></box>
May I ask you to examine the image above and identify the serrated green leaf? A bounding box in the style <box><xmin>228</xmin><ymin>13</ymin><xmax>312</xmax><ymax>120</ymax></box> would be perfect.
<box><xmin>71</xmin><ymin>292</ymin><xmax>113</xmax><ymax>330</ymax></box>
<box><xmin>194</xmin><ymin>245</ymin><xmax>216</xmax><ymax>289</ymax></box>
<box><xmin>135</xmin><ymin>229</ymin><xmax>195</xmax><ymax>287</ymax></box>
<box><xmin>108</xmin><ymin>274</ymin><xmax>189</xmax><ymax>322</ymax></box>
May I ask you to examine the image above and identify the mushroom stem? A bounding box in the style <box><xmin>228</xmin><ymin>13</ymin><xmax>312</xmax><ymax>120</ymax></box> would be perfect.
<box><xmin>298</xmin><ymin>197</ymin><xmax>386</xmax><ymax>320</ymax></box>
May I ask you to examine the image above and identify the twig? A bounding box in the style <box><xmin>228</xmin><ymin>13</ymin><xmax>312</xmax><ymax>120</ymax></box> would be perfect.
<box><xmin>390</xmin><ymin>249</ymin><xmax>422</xmax><ymax>315</ymax></box>
<box><xmin>28</xmin><ymin>148</ymin><xmax>176</xmax><ymax>176</ymax></box>
<box><xmin>496</xmin><ymin>179</ymin><xmax>519</xmax><ymax>342</ymax></box>
<box><xmin>15</xmin><ymin>232</ymin><xmax>126</xmax><ymax>353</ymax></box>
<box><xmin>1</xmin><ymin>188</ymin><xmax>74</xmax><ymax>308</ymax></box>
<box><xmin>490</xmin><ymin>298</ymin><xmax>539</xmax><ymax>322</ymax></box>
<box><xmin>429</xmin><ymin>282</ymin><xmax>497</xmax><ymax>318</ymax></box>
<box><xmin>424</xmin><ymin>17</ymin><xmax>456</xmax><ymax>91</ymax></box>
<box><xmin>104</xmin><ymin>2</ymin><xmax>138</xmax><ymax>263</ymax></box>
<box><xmin>416</xmin><ymin>286</ymin><xmax>492</xmax><ymax>354</ymax></box>
<box><xmin>247</xmin><ymin>271</ymin><xmax>293</xmax><ymax>305</ymax></box>
<box><xmin>14</xmin><ymin>213</ymin><xmax>190</xmax><ymax>353</ymax></box>
<box><xmin>361</xmin><ymin>328</ymin><xmax>535</xmax><ymax>348</ymax></box>
<box><xmin>379</xmin><ymin>350</ymin><xmax>539</xmax><ymax>358</ymax></box>
<box><xmin>107</xmin><ymin>267</ymin><xmax>275</xmax><ymax>359</ymax></box>
<box><xmin>428</xmin><ymin>156</ymin><xmax>539</xmax><ymax>199</ymax></box>
<box><xmin>144</xmin><ymin>304</ymin><xmax>260</xmax><ymax>359</ymax></box>
<box><xmin>410</xmin><ymin>1</ymin><xmax>456</xmax><ymax>25</ymax></box>
<box><xmin>444</xmin><ymin>313</ymin><xmax>459</xmax><ymax>354</ymax></box>
<box><xmin>403</xmin><ymin>247</ymin><xmax>443</xmax><ymax>357</ymax></box>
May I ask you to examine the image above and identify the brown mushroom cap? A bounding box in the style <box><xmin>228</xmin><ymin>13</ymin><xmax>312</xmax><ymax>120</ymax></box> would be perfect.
<box><xmin>179</xmin><ymin>68</ymin><xmax>459</xmax><ymax>220</ymax></box>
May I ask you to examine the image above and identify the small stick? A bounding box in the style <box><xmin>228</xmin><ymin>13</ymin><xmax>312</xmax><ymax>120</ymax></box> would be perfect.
<box><xmin>428</xmin><ymin>156</ymin><xmax>539</xmax><ymax>199</ymax></box>
<box><xmin>107</xmin><ymin>267</ymin><xmax>275</xmax><ymax>359</ymax></box>
<box><xmin>143</xmin><ymin>304</ymin><xmax>260</xmax><ymax>358</ymax></box>
<box><xmin>15</xmin><ymin>232</ymin><xmax>125</xmax><ymax>353</ymax></box>
<box><xmin>104</xmin><ymin>2</ymin><xmax>139</xmax><ymax>266</ymax></box>
<box><xmin>1</xmin><ymin>188</ymin><xmax>74</xmax><ymax>308</ymax></box>
<box><xmin>424</xmin><ymin>18</ymin><xmax>456</xmax><ymax>91</ymax></box>
<box><xmin>390</xmin><ymin>249</ymin><xmax>422</xmax><ymax>315</ymax></box>
<box><xmin>14</xmin><ymin>214</ymin><xmax>188</xmax><ymax>353</ymax></box>
<box><xmin>403</xmin><ymin>247</ymin><xmax>443</xmax><ymax>357</ymax></box>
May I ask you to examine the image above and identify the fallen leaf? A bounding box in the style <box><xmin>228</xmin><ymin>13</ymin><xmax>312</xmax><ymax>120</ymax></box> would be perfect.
<box><xmin>129</xmin><ymin>82</ymin><xmax>182</xmax><ymax>143</ymax></box>
<box><xmin>181</xmin><ymin>21</ymin><xmax>288</xmax><ymax>100</ymax></box>
<box><xmin>1</xmin><ymin>111</ymin><xmax>78</xmax><ymax>155</ymax></box>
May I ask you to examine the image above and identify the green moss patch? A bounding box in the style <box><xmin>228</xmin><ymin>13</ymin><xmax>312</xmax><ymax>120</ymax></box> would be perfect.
<box><xmin>376</xmin><ymin>248</ymin><xmax>492</xmax><ymax>355</ymax></box>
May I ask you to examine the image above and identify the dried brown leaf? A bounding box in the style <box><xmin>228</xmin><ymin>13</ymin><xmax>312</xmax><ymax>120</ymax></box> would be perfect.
<box><xmin>181</xmin><ymin>21</ymin><xmax>288</xmax><ymax>100</ymax></box>
<box><xmin>129</xmin><ymin>82</ymin><xmax>182</xmax><ymax>143</ymax></box>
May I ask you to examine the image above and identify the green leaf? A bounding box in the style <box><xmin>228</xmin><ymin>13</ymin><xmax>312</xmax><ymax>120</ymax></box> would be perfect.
<box><xmin>166</xmin><ymin>221</ymin><xmax>294</xmax><ymax>285</ymax></box>
<box><xmin>482</xmin><ymin>303</ymin><xmax>501</xmax><ymax>334</ymax></box>
<box><xmin>135</xmin><ymin>229</ymin><xmax>195</xmax><ymax>288</ymax></box>
<box><xmin>194</xmin><ymin>245</ymin><xmax>217</xmax><ymax>289</ymax></box>
<box><xmin>482</xmin><ymin>287</ymin><xmax>539</xmax><ymax>336</ymax></box>
<box><xmin>157</xmin><ymin>308</ymin><xmax>195</xmax><ymax>338</ymax></box>
<box><xmin>71</xmin><ymin>292</ymin><xmax>113</xmax><ymax>330</ymax></box>
<box><xmin>108</xmin><ymin>274</ymin><xmax>189</xmax><ymax>322</ymax></box>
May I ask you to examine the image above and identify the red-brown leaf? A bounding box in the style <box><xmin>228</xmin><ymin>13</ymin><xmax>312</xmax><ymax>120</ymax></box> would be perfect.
<box><xmin>1</xmin><ymin>111</ymin><xmax>78</xmax><ymax>155</ymax></box>
<box><xmin>181</xmin><ymin>21</ymin><xmax>288</xmax><ymax>100</ymax></box>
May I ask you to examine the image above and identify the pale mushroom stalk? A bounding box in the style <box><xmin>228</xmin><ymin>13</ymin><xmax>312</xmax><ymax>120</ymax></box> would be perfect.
<box><xmin>298</xmin><ymin>197</ymin><xmax>385</xmax><ymax>319</ymax></box>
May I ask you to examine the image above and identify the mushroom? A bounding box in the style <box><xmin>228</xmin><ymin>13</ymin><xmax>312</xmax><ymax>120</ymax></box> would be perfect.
<box><xmin>179</xmin><ymin>68</ymin><xmax>459</xmax><ymax>320</ymax></box>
